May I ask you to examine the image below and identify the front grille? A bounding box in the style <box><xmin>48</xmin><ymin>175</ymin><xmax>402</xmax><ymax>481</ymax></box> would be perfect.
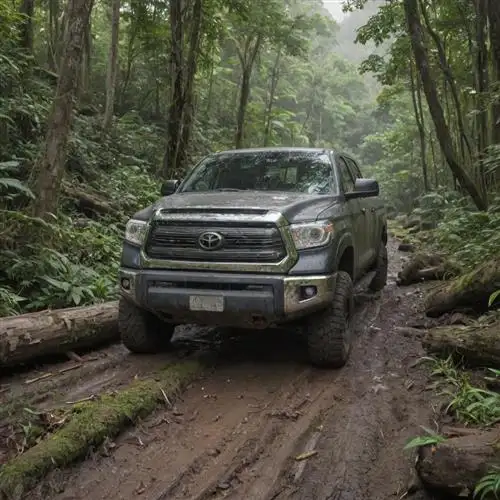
<box><xmin>145</xmin><ymin>221</ymin><xmax>287</xmax><ymax>263</ymax></box>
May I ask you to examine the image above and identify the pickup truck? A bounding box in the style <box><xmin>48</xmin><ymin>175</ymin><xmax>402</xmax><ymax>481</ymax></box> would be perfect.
<box><xmin>118</xmin><ymin>147</ymin><xmax>387</xmax><ymax>368</ymax></box>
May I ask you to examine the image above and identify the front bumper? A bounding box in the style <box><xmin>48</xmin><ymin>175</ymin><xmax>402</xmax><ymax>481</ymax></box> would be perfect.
<box><xmin>119</xmin><ymin>268</ymin><xmax>336</xmax><ymax>328</ymax></box>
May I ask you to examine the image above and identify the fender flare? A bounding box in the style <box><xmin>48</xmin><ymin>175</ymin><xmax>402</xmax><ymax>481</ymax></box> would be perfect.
<box><xmin>335</xmin><ymin>232</ymin><xmax>354</xmax><ymax>270</ymax></box>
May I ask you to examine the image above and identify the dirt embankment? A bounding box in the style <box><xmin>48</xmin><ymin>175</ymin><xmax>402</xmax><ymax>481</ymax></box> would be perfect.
<box><xmin>0</xmin><ymin>240</ymin><xmax>436</xmax><ymax>500</ymax></box>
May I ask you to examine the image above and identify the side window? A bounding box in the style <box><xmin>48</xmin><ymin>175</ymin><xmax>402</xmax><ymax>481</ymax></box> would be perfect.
<box><xmin>337</xmin><ymin>156</ymin><xmax>355</xmax><ymax>193</ymax></box>
<box><xmin>346</xmin><ymin>157</ymin><xmax>362</xmax><ymax>179</ymax></box>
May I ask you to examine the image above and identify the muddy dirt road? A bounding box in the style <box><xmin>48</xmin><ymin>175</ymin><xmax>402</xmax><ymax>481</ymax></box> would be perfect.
<box><xmin>19</xmin><ymin>240</ymin><xmax>439</xmax><ymax>500</ymax></box>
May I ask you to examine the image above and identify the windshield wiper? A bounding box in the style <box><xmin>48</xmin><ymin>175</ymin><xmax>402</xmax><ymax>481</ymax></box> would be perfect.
<box><xmin>212</xmin><ymin>188</ymin><xmax>248</xmax><ymax>192</ymax></box>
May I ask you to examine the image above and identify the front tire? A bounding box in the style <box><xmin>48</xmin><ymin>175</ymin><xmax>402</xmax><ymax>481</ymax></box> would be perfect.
<box><xmin>306</xmin><ymin>271</ymin><xmax>354</xmax><ymax>368</ymax></box>
<box><xmin>369</xmin><ymin>242</ymin><xmax>388</xmax><ymax>292</ymax></box>
<box><xmin>118</xmin><ymin>297</ymin><xmax>175</xmax><ymax>353</ymax></box>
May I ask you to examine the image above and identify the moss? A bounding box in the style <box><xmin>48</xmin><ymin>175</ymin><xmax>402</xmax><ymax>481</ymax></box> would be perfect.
<box><xmin>0</xmin><ymin>360</ymin><xmax>202</xmax><ymax>498</ymax></box>
<box><xmin>449</xmin><ymin>259</ymin><xmax>499</xmax><ymax>294</ymax></box>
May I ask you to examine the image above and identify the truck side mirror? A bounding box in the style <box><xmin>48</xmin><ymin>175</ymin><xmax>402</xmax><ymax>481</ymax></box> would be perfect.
<box><xmin>160</xmin><ymin>180</ymin><xmax>180</xmax><ymax>196</ymax></box>
<box><xmin>345</xmin><ymin>178</ymin><xmax>379</xmax><ymax>199</ymax></box>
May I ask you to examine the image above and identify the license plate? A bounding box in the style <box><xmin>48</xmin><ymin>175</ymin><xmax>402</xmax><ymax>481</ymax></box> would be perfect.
<box><xmin>189</xmin><ymin>295</ymin><xmax>224</xmax><ymax>312</ymax></box>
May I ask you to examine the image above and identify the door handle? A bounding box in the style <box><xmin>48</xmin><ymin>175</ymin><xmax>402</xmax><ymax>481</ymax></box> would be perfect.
<box><xmin>361</xmin><ymin>208</ymin><xmax>366</xmax><ymax>214</ymax></box>
<box><xmin>370</xmin><ymin>208</ymin><xmax>375</xmax><ymax>213</ymax></box>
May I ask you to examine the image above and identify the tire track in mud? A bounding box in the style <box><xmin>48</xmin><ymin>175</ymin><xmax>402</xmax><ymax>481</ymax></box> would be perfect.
<box><xmin>39</xmin><ymin>241</ymin><xmax>437</xmax><ymax>500</ymax></box>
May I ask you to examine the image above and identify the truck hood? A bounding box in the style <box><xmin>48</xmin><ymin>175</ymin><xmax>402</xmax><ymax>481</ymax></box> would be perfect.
<box><xmin>145</xmin><ymin>190</ymin><xmax>339</xmax><ymax>223</ymax></box>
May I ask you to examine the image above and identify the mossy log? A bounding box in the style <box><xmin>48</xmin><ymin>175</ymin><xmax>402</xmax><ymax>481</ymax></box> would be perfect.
<box><xmin>425</xmin><ymin>259</ymin><xmax>500</xmax><ymax>317</ymax></box>
<box><xmin>0</xmin><ymin>301</ymin><xmax>119</xmax><ymax>366</ymax></box>
<box><xmin>422</xmin><ymin>321</ymin><xmax>500</xmax><ymax>367</ymax></box>
<box><xmin>416</xmin><ymin>428</ymin><xmax>500</xmax><ymax>497</ymax></box>
<box><xmin>397</xmin><ymin>254</ymin><xmax>461</xmax><ymax>286</ymax></box>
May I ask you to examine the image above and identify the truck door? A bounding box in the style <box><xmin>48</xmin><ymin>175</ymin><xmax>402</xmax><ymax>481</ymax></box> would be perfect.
<box><xmin>345</xmin><ymin>156</ymin><xmax>377</xmax><ymax>266</ymax></box>
<box><xmin>336</xmin><ymin>155</ymin><xmax>370</xmax><ymax>278</ymax></box>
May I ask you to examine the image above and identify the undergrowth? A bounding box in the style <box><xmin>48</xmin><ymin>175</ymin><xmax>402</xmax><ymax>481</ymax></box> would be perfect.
<box><xmin>0</xmin><ymin>114</ymin><xmax>164</xmax><ymax>316</ymax></box>
<box><xmin>405</xmin><ymin>357</ymin><xmax>500</xmax><ymax>499</ymax></box>
<box><xmin>424</xmin><ymin>356</ymin><xmax>500</xmax><ymax>426</ymax></box>
<box><xmin>400</xmin><ymin>191</ymin><xmax>500</xmax><ymax>270</ymax></box>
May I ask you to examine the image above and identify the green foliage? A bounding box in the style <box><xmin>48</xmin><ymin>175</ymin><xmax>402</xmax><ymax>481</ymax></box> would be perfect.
<box><xmin>424</xmin><ymin>356</ymin><xmax>500</xmax><ymax>426</ymax></box>
<box><xmin>490</xmin><ymin>290</ymin><xmax>500</xmax><ymax>308</ymax></box>
<box><xmin>403</xmin><ymin>427</ymin><xmax>446</xmax><ymax>450</ymax></box>
<box><xmin>0</xmin><ymin>112</ymin><xmax>163</xmax><ymax>316</ymax></box>
<box><xmin>474</xmin><ymin>469</ymin><xmax>500</xmax><ymax>500</ymax></box>
<box><xmin>410</xmin><ymin>196</ymin><xmax>500</xmax><ymax>269</ymax></box>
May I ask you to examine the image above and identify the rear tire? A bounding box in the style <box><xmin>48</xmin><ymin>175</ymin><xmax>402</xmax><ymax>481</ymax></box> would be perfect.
<box><xmin>306</xmin><ymin>271</ymin><xmax>354</xmax><ymax>368</ymax></box>
<box><xmin>118</xmin><ymin>297</ymin><xmax>175</xmax><ymax>353</ymax></box>
<box><xmin>369</xmin><ymin>242</ymin><xmax>388</xmax><ymax>292</ymax></box>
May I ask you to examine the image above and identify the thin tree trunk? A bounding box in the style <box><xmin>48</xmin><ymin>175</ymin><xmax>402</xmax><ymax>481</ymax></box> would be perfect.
<box><xmin>102</xmin><ymin>0</ymin><xmax>121</xmax><ymax>130</ymax></box>
<box><xmin>263</xmin><ymin>49</ymin><xmax>282</xmax><ymax>147</ymax></box>
<box><xmin>403</xmin><ymin>0</ymin><xmax>488</xmax><ymax>210</ymax></box>
<box><xmin>205</xmin><ymin>60</ymin><xmax>215</xmax><ymax>115</ymax></box>
<box><xmin>19</xmin><ymin>0</ymin><xmax>35</xmax><ymax>53</ymax></box>
<box><xmin>77</xmin><ymin>17</ymin><xmax>92</xmax><ymax>99</ymax></box>
<box><xmin>420</xmin><ymin>0</ymin><xmax>473</xmax><ymax>162</ymax></box>
<box><xmin>178</xmin><ymin>0</ymin><xmax>203</xmax><ymax>171</ymax></box>
<box><xmin>235</xmin><ymin>35</ymin><xmax>262</xmax><ymax>149</ymax></box>
<box><xmin>32</xmin><ymin>0</ymin><xmax>95</xmax><ymax>219</ymax></box>
<box><xmin>475</xmin><ymin>0</ymin><xmax>489</xmax><ymax>192</ymax></box>
<box><xmin>487</xmin><ymin>0</ymin><xmax>500</xmax><ymax>144</ymax></box>
<box><xmin>48</xmin><ymin>0</ymin><xmax>60</xmax><ymax>71</ymax></box>
<box><xmin>475</xmin><ymin>0</ymin><xmax>489</xmax><ymax>150</ymax></box>
<box><xmin>409</xmin><ymin>62</ymin><xmax>429</xmax><ymax>191</ymax></box>
<box><xmin>163</xmin><ymin>0</ymin><xmax>184</xmax><ymax>178</ymax></box>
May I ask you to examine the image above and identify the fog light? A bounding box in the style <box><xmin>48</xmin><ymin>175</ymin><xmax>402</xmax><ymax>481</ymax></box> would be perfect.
<box><xmin>121</xmin><ymin>278</ymin><xmax>131</xmax><ymax>290</ymax></box>
<box><xmin>300</xmin><ymin>285</ymin><xmax>317</xmax><ymax>300</ymax></box>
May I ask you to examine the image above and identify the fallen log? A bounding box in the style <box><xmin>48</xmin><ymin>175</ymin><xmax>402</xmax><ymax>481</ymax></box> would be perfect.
<box><xmin>416</xmin><ymin>428</ymin><xmax>500</xmax><ymax>497</ymax></box>
<box><xmin>422</xmin><ymin>321</ymin><xmax>500</xmax><ymax>367</ymax></box>
<box><xmin>397</xmin><ymin>253</ymin><xmax>461</xmax><ymax>286</ymax></box>
<box><xmin>0</xmin><ymin>301</ymin><xmax>119</xmax><ymax>366</ymax></box>
<box><xmin>398</xmin><ymin>243</ymin><xmax>415</xmax><ymax>252</ymax></box>
<box><xmin>425</xmin><ymin>258</ymin><xmax>500</xmax><ymax>317</ymax></box>
<box><xmin>62</xmin><ymin>183</ymin><xmax>123</xmax><ymax>219</ymax></box>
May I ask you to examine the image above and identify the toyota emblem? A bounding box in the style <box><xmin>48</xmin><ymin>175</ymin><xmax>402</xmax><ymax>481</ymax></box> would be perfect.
<box><xmin>198</xmin><ymin>231</ymin><xmax>223</xmax><ymax>251</ymax></box>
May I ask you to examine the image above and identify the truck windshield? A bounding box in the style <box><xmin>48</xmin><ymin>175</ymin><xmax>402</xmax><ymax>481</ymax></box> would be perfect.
<box><xmin>180</xmin><ymin>151</ymin><xmax>336</xmax><ymax>195</ymax></box>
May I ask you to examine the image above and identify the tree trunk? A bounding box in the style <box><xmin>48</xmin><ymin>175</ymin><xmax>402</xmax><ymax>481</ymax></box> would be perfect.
<box><xmin>235</xmin><ymin>68</ymin><xmax>251</xmax><ymax>149</ymax></box>
<box><xmin>178</xmin><ymin>0</ymin><xmax>203</xmax><ymax>172</ymax></box>
<box><xmin>19</xmin><ymin>0</ymin><xmax>35</xmax><ymax>53</ymax></box>
<box><xmin>475</xmin><ymin>0</ymin><xmax>489</xmax><ymax>193</ymax></box>
<box><xmin>47</xmin><ymin>0</ymin><xmax>60</xmax><ymax>71</ymax></box>
<box><xmin>61</xmin><ymin>182</ymin><xmax>123</xmax><ymax>218</ymax></box>
<box><xmin>409</xmin><ymin>62</ymin><xmax>429</xmax><ymax>191</ymax></box>
<box><xmin>419</xmin><ymin>0</ymin><xmax>473</xmax><ymax>164</ymax></box>
<box><xmin>32</xmin><ymin>0</ymin><xmax>95</xmax><ymax>220</ymax></box>
<box><xmin>263</xmin><ymin>49</ymin><xmax>282</xmax><ymax>147</ymax></box>
<box><xmin>422</xmin><ymin>321</ymin><xmax>500</xmax><ymax>367</ymax></box>
<box><xmin>403</xmin><ymin>0</ymin><xmax>488</xmax><ymax>211</ymax></box>
<box><xmin>424</xmin><ymin>258</ymin><xmax>500</xmax><ymax>317</ymax></box>
<box><xmin>488</xmin><ymin>0</ymin><xmax>500</xmax><ymax>145</ymax></box>
<box><xmin>163</xmin><ymin>0</ymin><xmax>184</xmax><ymax>178</ymax></box>
<box><xmin>102</xmin><ymin>0</ymin><xmax>121</xmax><ymax>130</ymax></box>
<box><xmin>234</xmin><ymin>35</ymin><xmax>262</xmax><ymax>149</ymax></box>
<box><xmin>0</xmin><ymin>302</ymin><xmax>118</xmax><ymax>367</ymax></box>
<box><xmin>416</xmin><ymin>429</ymin><xmax>500</xmax><ymax>497</ymax></box>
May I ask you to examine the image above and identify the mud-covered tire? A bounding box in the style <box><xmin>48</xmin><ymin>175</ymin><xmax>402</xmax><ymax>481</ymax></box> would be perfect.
<box><xmin>118</xmin><ymin>297</ymin><xmax>175</xmax><ymax>354</ymax></box>
<box><xmin>369</xmin><ymin>242</ymin><xmax>388</xmax><ymax>292</ymax></box>
<box><xmin>306</xmin><ymin>271</ymin><xmax>354</xmax><ymax>368</ymax></box>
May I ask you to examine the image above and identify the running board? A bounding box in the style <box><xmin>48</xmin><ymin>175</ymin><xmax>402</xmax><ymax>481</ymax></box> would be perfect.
<box><xmin>353</xmin><ymin>270</ymin><xmax>376</xmax><ymax>294</ymax></box>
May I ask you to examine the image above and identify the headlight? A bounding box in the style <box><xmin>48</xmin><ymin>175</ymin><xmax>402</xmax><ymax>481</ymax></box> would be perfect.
<box><xmin>290</xmin><ymin>220</ymin><xmax>334</xmax><ymax>250</ymax></box>
<box><xmin>124</xmin><ymin>219</ymin><xmax>148</xmax><ymax>246</ymax></box>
